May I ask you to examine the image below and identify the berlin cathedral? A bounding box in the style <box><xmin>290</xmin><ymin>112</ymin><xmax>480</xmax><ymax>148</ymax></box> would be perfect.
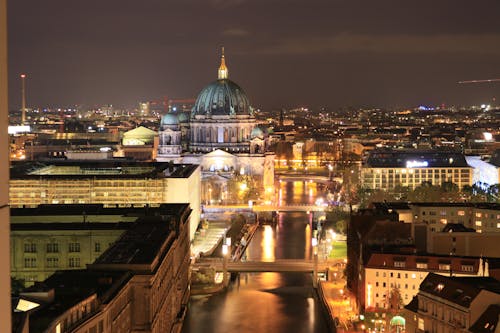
<box><xmin>157</xmin><ymin>49</ymin><xmax>275</xmax><ymax>204</ymax></box>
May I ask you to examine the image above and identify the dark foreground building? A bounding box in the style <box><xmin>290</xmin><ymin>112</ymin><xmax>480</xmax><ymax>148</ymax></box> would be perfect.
<box><xmin>13</xmin><ymin>204</ymin><xmax>191</xmax><ymax>333</ymax></box>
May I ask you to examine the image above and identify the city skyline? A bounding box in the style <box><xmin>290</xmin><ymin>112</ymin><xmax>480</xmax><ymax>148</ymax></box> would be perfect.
<box><xmin>8</xmin><ymin>0</ymin><xmax>500</xmax><ymax>110</ymax></box>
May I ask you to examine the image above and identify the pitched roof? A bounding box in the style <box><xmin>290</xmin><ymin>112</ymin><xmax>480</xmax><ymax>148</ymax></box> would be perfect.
<box><xmin>419</xmin><ymin>273</ymin><xmax>500</xmax><ymax>308</ymax></box>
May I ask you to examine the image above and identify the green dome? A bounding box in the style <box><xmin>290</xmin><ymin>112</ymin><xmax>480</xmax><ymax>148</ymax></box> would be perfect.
<box><xmin>390</xmin><ymin>316</ymin><xmax>405</xmax><ymax>326</ymax></box>
<box><xmin>191</xmin><ymin>79</ymin><xmax>252</xmax><ymax>117</ymax></box>
<box><xmin>161</xmin><ymin>113</ymin><xmax>179</xmax><ymax>126</ymax></box>
<box><xmin>177</xmin><ymin>112</ymin><xmax>189</xmax><ymax>123</ymax></box>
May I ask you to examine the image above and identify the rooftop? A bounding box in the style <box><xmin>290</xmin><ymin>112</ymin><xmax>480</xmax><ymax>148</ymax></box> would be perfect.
<box><xmin>91</xmin><ymin>203</ymin><xmax>190</xmax><ymax>269</ymax></box>
<box><xmin>364</xmin><ymin>149</ymin><xmax>470</xmax><ymax>168</ymax></box>
<box><xmin>419</xmin><ymin>273</ymin><xmax>500</xmax><ymax>308</ymax></box>
<box><xmin>11</xmin><ymin>160</ymin><xmax>198</xmax><ymax>179</ymax></box>
<box><xmin>26</xmin><ymin>270</ymin><xmax>132</xmax><ymax>333</ymax></box>
<box><xmin>469</xmin><ymin>304</ymin><xmax>500</xmax><ymax>333</ymax></box>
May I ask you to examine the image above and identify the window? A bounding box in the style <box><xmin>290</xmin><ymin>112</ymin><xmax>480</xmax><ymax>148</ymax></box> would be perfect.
<box><xmin>416</xmin><ymin>263</ymin><xmax>428</xmax><ymax>269</ymax></box>
<box><xmin>458</xmin><ymin>210</ymin><xmax>465</xmax><ymax>216</ymax></box>
<box><xmin>46</xmin><ymin>243</ymin><xmax>59</xmax><ymax>253</ymax></box>
<box><xmin>24</xmin><ymin>258</ymin><xmax>37</xmax><ymax>268</ymax></box>
<box><xmin>94</xmin><ymin>242</ymin><xmax>101</xmax><ymax>252</ymax></box>
<box><xmin>439</xmin><ymin>263</ymin><xmax>451</xmax><ymax>271</ymax></box>
<box><xmin>461</xmin><ymin>265</ymin><xmax>474</xmax><ymax>272</ymax></box>
<box><xmin>394</xmin><ymin>261</ymin><xmax>406</xmax><ymax>268</ymax></box>
<box><xmin>24</xmin><ymin>243</ymin><xmax>37</xmax><ymax>253</ymax></box>
<box><xmin>69</xmin><ymin>257</ymin><xmax>80</xmax><ymax>268</ymax></box>
<box><xmin>390</xmin><ymin>272</ymin><xmax>394</xmax><ymax>277</ymax></box>
<box><xmin>383</xmin><ymin>282</ymin><xmax>386</xmax><ymax>287</ymax></box>
<box><xmin>476</xmin><ymin>212</ymin><xmax>482</xmax><ymax>218</ymax></box>
<box><xmin>475</xmin><ymin>221</ymin><xmax>482</xmax><ymax>227</ymax></box>
<box><xmin>69</xmin><ymin>243</ymin><xmax>80</xmax><ymax>253</ymax></box>
<box><xmin>47</xmin><ymin>257</ymin><xmax>59</xmax><ymax>268</ymax></box>
<box><xmin>376</xmin><ymin>282</ymin><xmax>379</xmax><ymax>287</ymax></box>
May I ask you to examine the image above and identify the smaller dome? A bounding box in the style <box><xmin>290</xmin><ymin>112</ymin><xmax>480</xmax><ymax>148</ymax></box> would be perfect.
<box><xmin>251</xmin><ymin>126</ymin><xmax>269</xmax><ymax>139</ymax></box>
<box><xmin>251</xmin><ymin>127</ymin><xmax>264</xmax><ymax>138</ymax></box>
<box><xmin>161</xmin><ymin>113</ymin><xmax>179</xmax><ymax>126</ymax></box>
<box><xmin>177</xmin><ymin>112</ymin><xmax>189</xmax><ymax>123</ymax></box>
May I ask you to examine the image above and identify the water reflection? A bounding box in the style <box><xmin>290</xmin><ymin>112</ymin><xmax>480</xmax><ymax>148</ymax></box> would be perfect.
<box><xmin>182</xmin><ymin>183</ymin><xmax>329</xmax><ymax>333</ymax></box>
<box><xmin>262</xmin><ymin>225</ymin><xmax>275</xmax><ymax>261</ymax></box>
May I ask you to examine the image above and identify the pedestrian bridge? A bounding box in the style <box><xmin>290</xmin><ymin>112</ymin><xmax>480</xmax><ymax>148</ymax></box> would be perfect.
<box><xmin>196</xmin><ymin>259</ymin><xmax>335</xmax><ymax>273</ymax></box>
<box><xmin>277</xmin><ymin>174</ymin><xmax>331</xmax><ymax>183</ymax></box>
<box><xmin>253</xmin><ymin>204</ymin><xmax>326</xmax><ymax>212</ymax></box>
<box><xmin>203</xmin><ymin>204</ymin><xmax>326</xmax><ymax>213</ymax></box>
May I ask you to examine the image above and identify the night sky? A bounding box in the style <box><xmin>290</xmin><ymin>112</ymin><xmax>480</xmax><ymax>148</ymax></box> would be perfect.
<box><xmin>7</xmin><ymin>0</ymin><xmax>500</xmax><ymax>111</ymax></box>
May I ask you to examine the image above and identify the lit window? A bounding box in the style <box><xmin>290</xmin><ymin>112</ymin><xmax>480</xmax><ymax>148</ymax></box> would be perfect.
<box><xmin>476</xmin><ymin>212</ymin><xmax>482</xmax><ymax>218</ymax></box>
<box><xmin>440</xmin><ymin>219</ymin><xmax>447</xmax><ymax>224</ymax></box>
<box><xmin>461</xmin><ymin>265</ymin><xmax>474</xmax><ymax>272</ymax></box>
<box><xmin>439</xmin><ymin>264</ymin><xmax>451</xmax><ymax>271</ymax></box>
<box><xmin>411</xmin><ymin>273</ymin><xmax>416</xmax><ymax>279</ymax></box>
<box><xmin>475</xmin><ymin>221</ymin><xmax>482</xmax><ymax>227</ymax></box>
<box><xmin>458</xmin><ymin>211</ymin><xmax>465</xmax><ymax>216</ymax></box>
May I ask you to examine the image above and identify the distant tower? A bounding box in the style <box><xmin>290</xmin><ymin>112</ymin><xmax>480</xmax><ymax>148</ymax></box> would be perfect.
<box><xmin>20</xmin><ymin>73</ymin><xmax>26</xmax><ymax>124</ymax></box>
<box><xmin>218</xmin><ymin>47</ymin><xmax>228</xmax><ymax>80</ymax></box>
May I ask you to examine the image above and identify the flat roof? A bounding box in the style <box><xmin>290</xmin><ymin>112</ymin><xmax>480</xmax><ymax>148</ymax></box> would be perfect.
<box><xmin>365</xmin><ymin>149</ymin><xmax>470</xmax><ymax>168</ymax></box>
<box><xmin>11</xmin><ymin>161</ymin><xmax>198</xmax><ymax>179</ymax></box>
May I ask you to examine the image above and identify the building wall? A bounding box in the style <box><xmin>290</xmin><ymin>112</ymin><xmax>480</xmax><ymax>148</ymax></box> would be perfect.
<box><xmin>411</xmin><ymin>289</ymin><xmax>500</xmax><ymax>333</ymax></box>
<box><xmin>10</xmin><ymin>166</ymin><xmax>201</xmax><ymax>241</ymax></box>
<box><xmin>0</xmin><ymin>0</ymin><xmax>11</xmax><ymax>328</ymax></box>
<box><xmin>365</xmin><ymin>268</ymin><xmax>483</xmax><ymax>311</ymax></box>
<box><xmin>10</xmin><ymin>229</ymin><xmax>125</xmax><ymax>286</ymax></box>
<box><xmin>164</xmin><ymin>167</ymin><xmax>201</xmax><ymax>240</ymax></box>
<box><xmin>411</xmin><ymin>205</ymin><xmax>500</xmax><ymax>233</ymax></box>
<box><xmin>361</xmin><ymin>167</ymin><xmax>472</xmax><ymax>191</ymax></box>
<box><xmin>428</xmin><ymin>232</ymin><xmax>500</xmax><ymax>257</ymax></box>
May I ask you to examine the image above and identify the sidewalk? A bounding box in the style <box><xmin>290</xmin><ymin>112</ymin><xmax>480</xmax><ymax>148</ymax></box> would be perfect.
<box><xmin>318</xmin><ymin>272</ymin><xmax>357</xmax><ymax>333</ymax></box>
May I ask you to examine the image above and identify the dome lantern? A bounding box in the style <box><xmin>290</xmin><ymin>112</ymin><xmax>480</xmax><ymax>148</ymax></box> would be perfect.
<box><xmin>218</xmin><ymin>46</ymin><xmax>228</xmax><ymax>80</ymax></box>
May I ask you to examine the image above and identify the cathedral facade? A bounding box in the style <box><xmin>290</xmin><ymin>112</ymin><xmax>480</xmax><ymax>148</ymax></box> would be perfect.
<box><xmin>157</xmin><ymin>49</ymin><xmax>275</xmax><ymax>203</ymax></box>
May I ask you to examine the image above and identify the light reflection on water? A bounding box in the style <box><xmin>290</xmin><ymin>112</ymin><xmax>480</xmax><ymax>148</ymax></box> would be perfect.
<box><xmin>262</xmin><ymin>225</ymin><xmax>275</xmax><ymax>262</ymax></box>
<box><xmin>182</xmin><ymin>183</ymin><xmax>329</xmax><ymax>333</ymax></box>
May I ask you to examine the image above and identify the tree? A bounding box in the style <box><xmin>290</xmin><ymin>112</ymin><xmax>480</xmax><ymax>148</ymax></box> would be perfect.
<box><xmin>387</xmin><ymin>287</ymin><xmax>403</xmax><ymax>314</ymax></box>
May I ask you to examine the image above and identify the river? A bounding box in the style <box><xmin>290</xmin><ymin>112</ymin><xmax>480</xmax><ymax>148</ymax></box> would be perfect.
<box><xmin>182</xmin><ymin>180</ymin><xmax>329</xmax><ymax>333</ymax></box>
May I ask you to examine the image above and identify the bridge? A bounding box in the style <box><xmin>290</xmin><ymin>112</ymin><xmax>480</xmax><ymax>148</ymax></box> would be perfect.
<box><xmin>195</xmin><ymin>259</ymin><xmax>338</xmax><ymax>273</ymax></box>
<box><xmin>203</xmin><ymin>204</ymin><xmax>327</xmax><ymax>213</ymax></box>
<box><xmin>277</xmin><ymin>174</ymin><xmax>331</xmax><ymax>183</ymax></box>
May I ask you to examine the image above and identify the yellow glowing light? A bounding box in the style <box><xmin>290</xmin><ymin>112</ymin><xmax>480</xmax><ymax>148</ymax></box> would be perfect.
<box><xmin>367</xmin><ymin>283</ymin><xmax>372</xmax><ymax>307</ymax></box>
<box><xmin>262</xmin><ymin>225</ymin><xmax>275</xmax><ymax>261</ymax></box>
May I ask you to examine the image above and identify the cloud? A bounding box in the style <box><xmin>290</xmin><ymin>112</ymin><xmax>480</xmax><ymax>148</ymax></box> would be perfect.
<box><xmin>255</xmin><ymin>33</ymin><xmax>500</xmax><ymax>55</ymax></box>
<box><xmin>222</xmin><ymin>28</ymin><xmax>250</xmax><ymax>37</ymax></box>
<box><xmin>209</xmin><ymin>0</ymin><xmax>246</xmax><ymax>9</ymax></box>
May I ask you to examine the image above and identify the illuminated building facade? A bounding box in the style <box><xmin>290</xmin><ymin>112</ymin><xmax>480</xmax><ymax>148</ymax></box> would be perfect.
<box><xmin>157</xmin><ymin>49</ymin><xmax>275</xmax><ymax>200</ymax></box>
<box><xmin>363</xmin><ymin>253</ymin><xmax>488</xmax><ymax>311</ymax></box>
<box><xmin>404</xmin><ymin>273</ymin><xmax>500</xmax><ymax>333</ymax></box>
<box><xmin>361</xmin><ymin>149</ymin><xmax>473</xmax><ymax>191</ymax></box>
<box><xmin>9</xmin><ymin>161</ymin><xmax>201</xmax><ymax>240</ymax></box>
